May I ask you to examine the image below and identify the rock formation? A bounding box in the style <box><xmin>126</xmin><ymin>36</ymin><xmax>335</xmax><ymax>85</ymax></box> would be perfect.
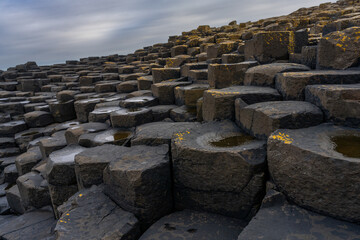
<box><xmin>0</xmin><ymin>0</ymin><xmax>360</xmax><ymax>239</ymax></box>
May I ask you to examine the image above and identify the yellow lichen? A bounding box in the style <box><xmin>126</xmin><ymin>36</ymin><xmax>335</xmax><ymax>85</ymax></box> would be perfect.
<box><xmin>271</xmin><ymin>132</ymin><xmax>293</xmax><ymax>144</ymax></box>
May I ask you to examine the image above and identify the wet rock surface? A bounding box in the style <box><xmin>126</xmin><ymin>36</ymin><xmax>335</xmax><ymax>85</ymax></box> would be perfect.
<box><xmin>1</xmin><ymin>1</ymin><xmax>360</xmax><ymax>238</ymax></box>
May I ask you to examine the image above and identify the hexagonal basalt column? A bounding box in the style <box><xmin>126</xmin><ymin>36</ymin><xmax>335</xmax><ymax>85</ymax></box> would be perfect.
<box><xmin>268</xmin><ymin>124</ymin><xmax>360</xmax><ymax>223</ymax></box>
<box><xmin>202</xmin><ymin>86</ymin><xmax>281</xmax><ymax>121</ymax></box>
<box><xmin>237</xmin><ymin>101</ymin><xmax>323</xmax><ymax>139</ymax></box>
<box><xmin>103</xmin><ymin>145</ymin><xmax>172</xmax><ymax>227</ymax></box>
<box><xmin>171</xmin><ymin>121</ymin><xmax>267</xmax><ymax>219</ymax></box>
<box><xmin>110</xmin><ymin>108</ymin><xmax>153</xmax><ymax>128</ymax></box>
<box><xmin>305</xmin><ymin>84</ymin><xmax>360</xmax><ymax>127</ymax></box>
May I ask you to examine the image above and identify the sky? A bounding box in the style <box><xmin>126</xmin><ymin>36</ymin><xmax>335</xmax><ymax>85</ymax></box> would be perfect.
<box><xmin>0</xmin><ymin>0</ymin><xmax>336</xmax><ymax>70</ymax></box>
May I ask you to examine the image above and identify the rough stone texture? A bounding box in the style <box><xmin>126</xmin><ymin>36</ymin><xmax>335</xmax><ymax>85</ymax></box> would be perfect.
<box><xmin>152</xmin><ymin>81</ymin><xmax>192</xmax><ymax>105</ymax></box>
<box><xmin>5</xmin><ymin>185</ymin><xmax>24</xmax><ymax>214</ymax></box>
<box><xmin>0</xmin><ymin>206</ymin><xmax>56</xmax><ymax>240</ymax></box>
<box><xmin>49</xmin><ymin>100</ymin><xmax>76</xmax><ymax>123</ymax></box>
<box><xmin>237</xmin><ymin>101</ymin><xmax>323</xmax><ymax>139</ymax></box>
<box><xmin>46</xmin><ymin>145</ymin><xmax>86</xmax><ymax>186</ymax></box>
<box><xmin>103</xmin><ymin>145</ymin><xmax>172</xmax><ymax>228</ymax></box>
<box><xmin>318</xmin><ymin>27</ymin><xmax>360</xmax><ymax>70</ymax></box>
<box><xmin>208</xmin><ymin>62</ymin><xmax>259</xmax><ymax>89</ymax></box>
<box><xmin>171</xmin><ymin>121</ymin><xmax>266</xmax><ymax>219</ymax></box>
<box><xmin>17</xmin><ymin>171</ymin><xmax>51</xmax><ymax>209</ymax></box>
<box><xmin>244</xmin><ymin>63</ymin><xmax>310</xmax><ymax>87</ymax></box>
<box><xmin>140</xmin><ymin>210</ymin><xmax>246</xmax><ymax>240</ymax></box>
<box><xmin>75</xmin><ymin>144</ymin><xmax>128</xmax><ymax>189</ymax></box>
<box><xmin>78</xmin><ymin>128</ymin><xmax>133</xmax><ymax>147</ymax></box>
<box><xmin>132</xmin><ymin>122</ymin><xmax>200</xmax><ymax>146</ymax></box>
<box><xmin>268</xmin><ymin>124</ymin><xmax>360</xmax><ymax>223</ymax></box>
<box><xmin>0</xmin><ymin>120</ymin><xmax>27</xmax><ymax>137</ymax></box>
<box><xmin>74</xmin><ymin>98</ymin><xmax>102</xmax><ymax>122</ymax></box>
<box><xmin>174</xmin><ymin>84</ymin><xmax>209</xmax><ymax>107</ymax></box>
<box><xmin>64</xmin><ymin>122</ymin><xmax>108</xmax><ymax>145</ymax></box>
<box><xmin>275</xmin><ymin>70</ymin><xmax>360</xmax><ymax>100</ymax></box>
<box><xmin>55</xmin><ymin>186</ymin><xmax>140</xmax><ymax>240</ymax></box>
<box><xmin>305</xmin><ymin>84</ymin><xmax>360</xmax><ymax>127</ymax></box>
<box><xmin>202</xmin><ymin>86</ymin><xmax>281</xmax><ymax>121</ymax></box>
<box><xmin>245</xmin><ymin>31</ymin><xmax>295</xmax><ymax>63</ymax></box>
<box><xmin>238</xmin><ymin>190</ymin><xmax>360</xmax><ymax>240</ymax></box>
<box><xmin>23</xmin><ymin>111</ymin><xmax>54</xmax><ymax>128</ymax></box>
<box><xmin>152</xmin><ymin>68</ymin><xmax>180</xmax><ymax>83</ymax></box>
<box><xmin>110</xmin><ymin>108</ymin><xmax>153</xmax><ymax>128</ymax></box>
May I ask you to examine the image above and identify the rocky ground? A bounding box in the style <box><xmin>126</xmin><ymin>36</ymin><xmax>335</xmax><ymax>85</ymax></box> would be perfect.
<box><xmin>0</xmin><ymin>0</ymin><xmax>360</xmax><ymax>239</ymax></box>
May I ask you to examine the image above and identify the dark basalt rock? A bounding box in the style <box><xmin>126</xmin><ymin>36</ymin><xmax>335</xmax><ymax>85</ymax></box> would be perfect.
<box><xmin>140</xmin><ymin>209</ymin><xmax>246</xmax><ymax>240</ymax></box>
<box><xmin>238</xmin><ymin>190</ymin><xmax>360</xmax><ymax>240</ymax></box>
<box><xmin>55</xmin><ymin>186</ymin><xmax>140</xmax><ymax>240</ymax></box>
<box><xmin>268</xmin><ymin>124</ymin><xmax>360</xmax><ymax>223</ymax></box>
<box><xmin>171</xmin><ymin>120</ymin><xmax>266</xmax><ymax>219</ymax></box>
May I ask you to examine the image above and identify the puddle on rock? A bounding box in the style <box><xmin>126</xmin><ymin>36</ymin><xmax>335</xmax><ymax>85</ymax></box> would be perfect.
<box><xmin>113</xmin><ymin>131</ymin><xmax>132</xmax><ymax>141</ymax></box>
<box><xmin>331</xmin><ymin>135</ymin><xmax>360</xmax><ymax>158</ymax></box>
<box><xmin>210</xmin><ymin>134</ymin><xmax>255</xmax><ymax>148</ymax></box>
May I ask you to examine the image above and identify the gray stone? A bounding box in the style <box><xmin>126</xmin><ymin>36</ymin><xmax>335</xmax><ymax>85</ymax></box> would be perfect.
<box><xmin>0</xmin><ymin>120</ymin><xmax>27</xmax><ymax>137</ymax></box>
<box><xmin>75</xmin><ymin>145</ymin><xmax>128</xmax><ymax>189</ymax></box>
<box><xmin>202</xmin><ymin>86</ymin><xmax>281</xmax><ymax>121</ymax></box>
<box><xmin>55</xmin><ymin>186</ymin><xmax>140</xmax><ymax>240</ymax></box>
<box><xmin>110</xmin><ymin>108</ymin><xmax>153</xmax><ymax>128</ymax></box>
<box><xmin>49</xmin><ymin>100</ymin><xmax>76</xmax><ymax>123</ymax></box>
<box><xmin>171</xmin><ymin>121</ymin><xmax>266</xmax><ymax>219</ymax></box>
<box><xmin>132</xmin><ymin>122</ymin><xmax>200</xmax><ymax>146</ymax></box>
<box><xmin>140</xmin><ymin>210</ymin><xmax>246</xmax><ymax>240</ymax></box>
<box><xmin>237</xmin><ymin>101</ymin><xmax>323</xmax><ymax>139</ymax></box>
<box><xmin>119</xmin><ymin>96</ymin><xmax>158</xmax><ymax>108</ymax></box>
<box><xmin>5</xmin><ymin>185</ymin><xmax>25</xmax><ymax>214</ymax></box>
<box><xmin>268</xmin><ymin>123</ymin><xmax>360</xmax><ymax>223</ymax></box>
<box><xmin>0</xmin><ymin>206</ymin><xmax>56</xmax><ymax>240</ymax></box>
<box><xmin>64</xmin><ymin>122</ymin><xmax>108</xmax><ymax>145</ymax></box>
<box><xmin>104</xmin><ymin>145</ymin><xmax>172</xmax><ymax>227</ymax></box>
<box><xmin>244</xmin><ymin>63</ymin><xmax>310</xmax><ymax>87</ymax></box>
<box><xmin>305</xmin><ymin>84</ymin><xmax>360</xmax><ymax>127</ymax></box>
<box><xmin>208</xmin><ymin>62</ymin><xmax>259</xmax><ymax>89</ymax></box>
<box><xmin>238</xmin><ymin>190</ymin><xmax>360</xmax><ymax>240</ymax></box>
<box><xmin>15</xmin><ymin>146</ymin><xmax>42</xmax><ymax>176</ymax></box>
<box><xmin>152</xmin><ymin>68</ymin><xmax>181</xmax><ymax>83</ymax></box>
<box><xmin>74</xmin><ymin>98</ymin><xmax>102</xmax><ymax>122</ymax></box>
<box><xmin>17</xmin><ymin>171</ymin><xmax>51</xmax><ymax>209</ymax></box>
<box><xmin>152</xmin><ymin>81</ymin><xmax>192</xmax><ymax>105</ymax></box>
<box><xmin>149</xmin><ymin>105</ymin><xmax>177</xmax><ymax>121</ymax></box>
<box><xmin>78</xmin><ymin>128</ymin><xmax>133</xmax><ymax>147</ymax></box>
<box><xmin>24</xmin><ymin>111</ymin><xmax>54</xmax><ymax>128</ymax></box>
<box><xmin>275</xmin><ymin>70</ymin><xmax>360</xmax><ymax>100</ymax></box>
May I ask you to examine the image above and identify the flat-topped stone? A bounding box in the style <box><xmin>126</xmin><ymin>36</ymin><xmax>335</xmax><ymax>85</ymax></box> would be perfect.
<box><xmin>15</xmin><ymin>146</ymin><xmax>42</xmax><ymax>176</ymax></box>
<box><xmin>0</xmin><ymin>206</ymin><xmax>56</xmax><ymax>240</ymax></box>
<box><xmin>119</xmin><ymin>96</ymin><xmax>158</xmax><ymax>108</ymax></box>
<box><xmin>104</xmin><ymin>144</ymin><xmax>172</xmax><ymax>228</ymax></box>
<box><xmin>140</xmin><ymin>209</ymin><xmax>246</xmax><ymax>240</ymax></box>
<box><xmin>305</xmin><ymin>83</ymin><xmax>360</xmax><ymax>127</ymax></box>
<box><xmin>202</xmin><ymin>86</ymin><xmax>281</xmax><ymax>121</ymax></box>
<box><xmin>23</xmin><ymin>111</ymin><xmax>54</xmax><ymax>128</ymax></box>
<box><xmin>88</xmin><ymin>106</ymin><xmax>121</xmax><ymax>122</ymax></box>
<box><xmin>17</xmin><ymin>171</ymin><xmax>51</xmax><ymax>209</ymax></box>
<box><xmin>171</xmin><ymin>121</ymin><xmax>266</xmax><ymax>219</ymax></box>
<box><xmin>110</xmin><ymin>107</ymin><xmax>153</xmax><ymax>128</ymax></box>
<box><xmin>64</xmin><ymin>122</ymin><xmax>108</xmax><ymax>145</ymax></box>
<box><xmin>238</xmin><ymin>190</ymin><xmax>360</xmax><ymax>240</ymax></box>
<box><xmin>152</xmin><ymin>81</ymin><xmax>192</xmax><ymax>104</ymax></box>
<box><xmin>244</xmin><ymin>63</ymin><xmax>310</xmax><ymax>87</ymax></box>
<box><xmin>132</xmin><ymin>121</ymin><xmax>200</xmax><ymax>146</ymax></box>
<box><xmin>0</xmin><ymin>120</ymin><xmax>27</xmax><ymax>137</ymax></box>
<box><xmin>268</xmin><ymin>123</ymin><xmax>360</xmax><ymax>223</ymax></box>
<box><xmin>237</xmin><ymin>101</ymin><xmax>323</xmax><ymax>139</ymax></box>
<box><xmin>275</xmin><ymin>70</ymin><xmax>360</xmax><ymax>100</ymax></box>
<box><xmin>56</xmin><ymin>186</ymin><xmax>140</xmax><ymax>240</ymax></box>
<box><xmin>46</xmin><ymin>145</ymin><xmax>86</xmax><ymax>186</ymax></box>
<box><xmin>75</xmin><ymin>144</ymin><xmax>128</xmax><ymax>188</ymax></box>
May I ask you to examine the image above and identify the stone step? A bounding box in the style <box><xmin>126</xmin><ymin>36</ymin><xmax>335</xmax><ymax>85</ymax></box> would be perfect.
<box><xmin>268</xmin><ymin>123</ymin><xmax>360</xmax><ymax>223</ymax></box>
<box><xmin>236</xmin><ymin>101</ymin><xmax>324</xmax><ymax>139</ymax></box>
<box><xmin>238</xmin><ymin>190</ymin><xmax>360</xmax><ymax>240</ymax></box>
<box><xmin>171</xmin><ymin>120</ymin><xmax>266</xmax><ymax>219</ymax></box>
<box><xmin>140</xmin><ymin>209</ymin><xmax>246</xmax><ymax>240</ymax></box>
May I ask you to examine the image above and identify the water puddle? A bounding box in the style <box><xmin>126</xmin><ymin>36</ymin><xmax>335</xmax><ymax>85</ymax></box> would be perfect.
<box><xmin>210</xmin><ymin>134</ymin><xmax>255</xmax><ymax>148</ymax></box>
<box><xmin>331</xmin><ymin>135</ymin><xmax>360</xmax><ymax>158</ymax></box>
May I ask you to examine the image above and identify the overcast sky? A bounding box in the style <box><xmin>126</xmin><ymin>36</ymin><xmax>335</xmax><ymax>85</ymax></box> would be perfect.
<box><xmin>0</xmin><ymin>0</ymin><xmax>335</xmax><ymax>70</ymax></box>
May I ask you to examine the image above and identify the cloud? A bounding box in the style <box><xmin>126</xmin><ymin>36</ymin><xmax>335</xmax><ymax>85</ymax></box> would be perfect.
<box><xmin>0</xmin><ymin>0</ymin><xmax>335</xmax><ymax>70</ymax></box>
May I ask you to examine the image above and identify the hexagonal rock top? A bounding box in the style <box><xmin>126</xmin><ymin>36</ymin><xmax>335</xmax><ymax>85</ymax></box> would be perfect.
<box><xmin>237</xmin><ymin>101</ymin><xmax>324</xmax><ymax>139</ymax></box>
<box><xmin>171</xmin><ymin>120</ymin><xmax>267</xmax><ymax>219</ymax></box>
<box><xmin>74</xmin><ymin>144</ymin><xmax>129</xmax><ymax>189</ymax></box>
<box><xmin>55</xmin><ymin>186</ymin><xmax>140</xmax><ymax>240</ymax></box>
<box><xmin>131</xmin><ymin>121</ymin><xmax>201</xmax><ymax>146</ymax></box>
<box><xmin>238</xmin><ymin>190</ymin><xmax>360</xmax><ymax>240</ymax></box>
<box><xmin>103</xmin><ymin>144</ymin><xmax>172</xmax><ymax>228</ymax></box>
<box><xmin>140</xmin><ymin>209</ymin><xmax>246</xmax><ymax>240</ymax></box>
<box><xmin>305</xmin><ymin>83</ymin><xmax>360</xmax><ymax>127</ymax></box>
<box><xmin>268</xmin><ymin>123</ymin><xmax>360</xmax><ymax>223</ymax></box>
<box><xmin>46</xmin><ymin>145</ymin><xmax>86</xmax><ymax>186</ymax></box>
<box><xmin>244</xmin><ymin>63</ymin><xmax>310</xmax><ymax>87</ymax></box>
